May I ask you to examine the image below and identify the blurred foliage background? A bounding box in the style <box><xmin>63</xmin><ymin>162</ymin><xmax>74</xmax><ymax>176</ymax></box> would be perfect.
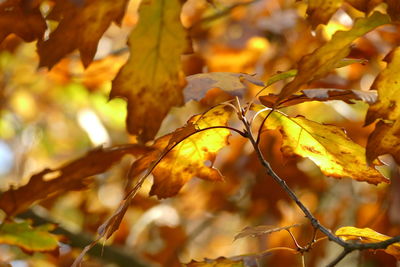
<box><xmin>1</xmin><ymin>0</ymin><xmax>400</xmax><ymax>266</ymax></box>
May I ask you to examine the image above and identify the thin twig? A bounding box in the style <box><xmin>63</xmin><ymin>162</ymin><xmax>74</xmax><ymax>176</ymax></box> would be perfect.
<box><xmin>326</xmin><ymin>249</ymin><xmax>352</xmax><ymax>267</ymax></box>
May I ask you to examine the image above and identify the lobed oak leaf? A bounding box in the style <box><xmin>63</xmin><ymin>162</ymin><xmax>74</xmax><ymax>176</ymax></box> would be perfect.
<box><xmin>336</xmin><ymin>226</ymin><xmax>400</xmax><ymax>259</ymax></box>
<box><xmin>184</xmin><ymin>72</ymin><xmax>264</xmax><ymax>102</ymax></box>
<box><xmin>234</xmin><ymin>224</ymin><xmax>301</xmax><ymax>241</ymax></box>
<box><xmin>0</xmin><ymin>145</ymin><xmax>150</xmax><ymax>217</ymax></box>
<box><xmin>366</xmin><ymin>47</ymin><xmax>400</xmax><ymax>125</ymax></box>
<box><xmin>253</xmin><ymin>106</ymin><xmax>388</xmax><ymax>184</ymax></box>
<box><xmin>276</xmin><ymin>12</ymin><xmax>390</xmax><ymax>104</ymax></box>
<box><xmin>260</xmin><ymin>88</ymin><xmax>377</xmax><ymax>108</ymax></box>
<box><xmin>0</xmin><ymin>0</ymin><xmax>46</xmax><ymax>44</ymax></box>
<box><xmin>366</xmin><ymin>120</ymin><xmax>400</xmax><ymax>164</ymax></box>
<box><xmin>306</xmin><ymin>0</ymin><xmax>344</xmax><ymax>28</ymax></box>
<box><xmin>0</xmin><ymin>221</ymin><xmax>61</xmax><ymax>254</ymax></box>
<box><xmin>130</xmin><ymin>105</ymin><xmax>232</xmax><ymax>199</ymax></box>
<box><xmin>37</xmin><ymin>0</ymin><xmax>129</xmax><ymax>68</ymax></box>
<box><xmin>111</xmin><ymin>0</ymin><xmax>190</xmax><ymax>142</ymax></box>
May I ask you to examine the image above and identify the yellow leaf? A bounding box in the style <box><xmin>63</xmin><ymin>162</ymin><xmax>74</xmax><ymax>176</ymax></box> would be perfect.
<box><xmin>38</xmin><ymin>0</ymin><xmax>129</xmax><ymax>68</ymax></box>
<box><xmin>130</xmin><ymin>105</ymin><xmax>232</xmax><ymax>199</ymax></box>
<box><xmin>336</xmin><ymin>226</ymin><xmax>400</xmax><ymax>259</ymax></box>
<box><xmin>276</xmin><ymin>12</ymin><xmax>390</xmax><ymax>103</ymax></box>
<box><xmin>307</xmin><ymin>0</ymin><xmax>344</xmax><ymax>27</ymax></box>
<box><xmin>111</xmin><ymin>0</ymin><xmax>189</xmax><ymax>142</ymax></box>
<box><xmin>366</xmin><ymin>47</ymin><xmax>400</xmax><ymax>125</ymax></box>
<box><xmin>255</xmin><ymin>107</ymin><xmax>388</xmax><ymax>184</ymax></box>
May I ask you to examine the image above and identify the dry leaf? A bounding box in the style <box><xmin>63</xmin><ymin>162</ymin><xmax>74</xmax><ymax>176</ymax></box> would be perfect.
<box><xmin>307</xmin><ymin>0</ymin><xmax>344</xmax><ymax>28</ymax></box>
<box><xmin>234</xmin><ymin>224</ymin><xmax>301</xmax><ymax>241</ymax></box>
<box><xmin>111</xmin><ymin>0</ymin><xmax>189</xmax><ymax>142</ymax></box>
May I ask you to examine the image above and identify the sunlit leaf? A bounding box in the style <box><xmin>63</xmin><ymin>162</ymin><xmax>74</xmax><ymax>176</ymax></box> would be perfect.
<box><xmin>366</xmin><ymin>47</ymin><xmax>400</xmax><ymax>125</ymax></box>
<box><xmin>111</xmin><ymin>0</ymin><xmax>189</xmax><ymax>142</ymax></box>
<box><xmin>276</xmin><ymin>12</ymin><xmax>390</xmax><ymax>104</ymax></box>
<box><xmin>130</xmin><ymin>105</ymin><xmax>232</xmax><ymax>198</ymax></box>
<box><xmin>306</xmin><ymin>0</ymin><xmax>344</xmax><ymax>27</ymax></box>
<box><xmin>184</xmin><ymin>72</ymin><xmax>264</xmax><ymax>102</ymax></box>
<box><xmin>260</xmin><ymin>89</ymin><xmax>377</xmax><ymax>108</ymax></box>
<box><xmin>0</xmin><ymin>0</ymin><xmax>46</xmax><ymax>43</ymax></box>
<box><xmin>184</xmin><ymin>257</ymin><xmax>245</xmax><ymax>267</ymax></box>
<box><xmin>254</xmin><ymin>106</ymin><xmax>388</xmax><ymax>184</ymax></box>
<box><xmin>366</xmin><ymin>120</ymin><xmax>400</xmax><ymax>164</ymax></box>
<box><xmin>234</xmin><ymin>224</ymin><xmax>301</xmax><ymax>241</ymax></box>
<box><xmin>38</xmin><ymin>0</ymin><xmax>129</xmax><ymax>68</ymax></box>
<box><xmin>0</xmin><ymin>145</ymin><xmax>150</xmax><ymax>217</ymax></box>
<box><xmin>336</xmin><ymin>226</ymin><xmax>400</xmax><ymax>259</ymax></box>
<box><xmin>0</xmin><ymin>221</ymin><xmax>60</xmax><ymax>254</ymax></box>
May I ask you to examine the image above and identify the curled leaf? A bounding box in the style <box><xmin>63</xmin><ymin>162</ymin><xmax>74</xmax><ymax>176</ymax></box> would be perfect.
<box><xmin>234</xmin><ymin>224</ymin><xmax>301</xmax><ymax>241</ymax></box>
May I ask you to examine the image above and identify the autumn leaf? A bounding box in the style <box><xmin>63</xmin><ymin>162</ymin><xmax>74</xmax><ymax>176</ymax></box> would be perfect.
<box><xmin>184</xmin><ymin>72</ymin><xmax>264</xmax><ymax>102</ymax></box>
<box><xmin>306</xmin><ymin>0</ymin><xmax>344</xmax><ymax>27</ymax></box>
<box><xmin>366</xmin><ymin>47</ymin><xmax>400</xmax><ymax>125</ymax></box>
<box><xmin>37</xmin><ymin>0</ymin><xmax>129</xmax><ymax>68</ymax></box>
<box><xmin>336</xmin><ymin>226</ymin><xmax>400</xmax><ymax>259</ymax></box>
<box><xmin>0</xmin><ymin>221</ymin><xmax>60</xmax><ymax>254</ymax></box>
<box><xmin>111</xmin><ymin>0</ymin><xmax>189</xmax><ymax>142</ymax></box>
<box><xmin>260</xmin><ymin>89</ymin><xmax>377</xmax><ymax>108</ymax></box>
<box><xmin>254</xmin><ymin>107</ymin><xmax>388</xmax><ymax>184</ymax></box>
<box><xmin>234</xmin><ymin>224</ymin><xmax>301</xmax><ymax>241</ymax></box>
<box><xmin>276</xmin><ymin>12</ymin><xmax>390</xmax><ymax>104</ymax></box>
<box><xmin>0</xmin><ymin>0</ymin><xmax>46</xmax><ymax>43</ymax></box>
<box><xmin>366</xmin><ymin>120</ymin><xmax>400</xmax><ymax>164</ymax></box>
<box><xmin>184</xmin><ymin>258</ymin><xmax>245</xmax><ymax>267</ymax></box>
<box><xmin>345</xmin><ymin>0</ymin><xmax>382</xmax><ymax>12</ymax></box>
<box><xmin>0</xmin><ymin>145</ymin><xmax>150</xmax><ymax>217</ymax></box>
<box><xmin>130</xmin><ymin>105</ymin><xmax>233</xmax><ymax>198</ymax></box>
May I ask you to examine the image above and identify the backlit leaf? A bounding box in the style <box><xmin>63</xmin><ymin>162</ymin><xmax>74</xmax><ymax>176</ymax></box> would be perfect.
<box><xmin>366</xmin><ymin>47</ymin><xmax>400</xmax><ymax>125</ymax></box>
<box><xmin>336</xmin><ymin>226</ymin><xmax>400</xmax><ymax>259</ymax></box>
<box><xmin>255</xmin><ymin>107</ymin><xmax>388</xmax><ymax>184</ymax></box>
<box><xmin>131</xmin><ymin>105</ymin><xmax>232</xmax><ymax>198</ymax></box>
<box><xmin>111</xmin><ymin>0</ymin><xmax>189</xmax><ymax>142</ymax></box>
<box><xmin>0</xmin><ymin>221</ymin><xmax>60</xmax><ymax>254</ymax></box>
<box><xmin>38</xmin><ymin>0</ymin><xmax>129</xmax><ymax>68</ymax></box>
<box><xmin>234</xmin><ymin>224</ymin><xmax>301</xmax><ymax>241</ymax></box>
<box><xmin>0</xmin><ymin>0</ymin><xmax>46</xmax><ymax>43</ymax></box>
<box><xmin>306</xmin><ymin>0</ymin><xmax>344</xmax><ymax>27</ymax></box>
<box><xmin>276</xmin><ymin>12</ymin><xmax>390</xmax><ymax>104</ymax></box>
<box><xmin>184</xmin><ymin>72</ymin><xmax>264</xmax><ymax>102</ymax></box>
<box><xmin>0</xmin><ymin>145</ymin><xmax>150</xmax><ymax>217</ymax></box>
<box><xmin>260</xmin><ymin>89</ymin><xmax>377</xmax><ymax>108</ymax></box>
<box><xmin>366</xmin><ymin>120</ymin><xmax>400</xmax><ymax>164</ymax></box>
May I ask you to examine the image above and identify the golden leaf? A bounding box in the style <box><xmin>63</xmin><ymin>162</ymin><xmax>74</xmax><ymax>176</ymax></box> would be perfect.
<box><xmin>111</xmin><ymin>0</ymin><xmax>189</xmax><ymax>142</ymax></box>
<box><xmin>307</xmin><ymin>0</ymin><xmax>344</xmax><ymax>27</ymax></box>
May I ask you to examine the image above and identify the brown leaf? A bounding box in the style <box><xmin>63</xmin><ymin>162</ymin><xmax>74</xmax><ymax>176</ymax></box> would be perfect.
<box><xmin>184</xmin><ymin>257</ymin><xmax>245</xmax><ymax>267</ymax></box>
<box><xmin>0</xmin><ymin>0</ymin><xmax>46</xmax><ymax>43</ymax></box>
<box><xmin>37</xmin><ymin>0</ymin><xmax>129</xmax><ymax>68</ymax></box>
<box><xmin>366</xmin><ymin>47</ymin><xmax>400</xmax><ymax>125</ymax></box>
<box><xmin>306</xmin><ymin>0</ymin><xmax>344</xmax><ymax>28</ymax></box>
<box><xmin>366</xmin><ymin>120</ymin><xmax>400</xmax><ymax>164</ymax></box>
<box><xmin>276</xmin><ymin>12</ymin><xmax>390</xmax><ymax>104</ymax></box>
<box><xmin>345</xmin><ymin>0</ymin><xmax>383</xmax><ymax>13</ymax></box>
<box><xmin>0</xmin><ymin>145</ymin><xmax>150</xmax><ymax>217</ymax></box>
<box><xmin>111</xmin><ymin>0</ymin><xmax>190</xmax><ymax>142</ymax></box>
<box><xmin>260</xmin><ymin>88</ymin><xmax>377</xmax><ymax>108</ymax></box>
<box><xmin>234</xmin><ymin>224</ymin><xmax>301</xmax><ymax>241</ymax></box>
<box><xmin>184</xmin><ymin>72</ymin><xmax>264</xmax><ymax>102</ymax></box>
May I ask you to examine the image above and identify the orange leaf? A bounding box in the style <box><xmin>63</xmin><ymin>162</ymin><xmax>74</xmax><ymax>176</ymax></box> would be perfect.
<box><xmin>276</xmin><ymin>12</ymin><xmax>390</xmax><ymax>104</ymax></box>
<box><xmin>37</xmin><ymin>0</ymin><xmax>129</xmax><ymax>68</ymax></box>
<box><xmin>0</xmin><ymin>145</ymin><xmax>150</xmax><ymax>217</ymax></box>
<box><xmin>111</xmin><ymin>0</ymin><xmax>190</xmax><ymax>142</ymax></box>
<box><xmin>0</xmin><ymin>0</ymin><xmax>46</xmax><ymax>43</ymax></box>
<box><xmin>184</xmin><ymin>258</ymin><xmax>245</xmax><ymax>267</ymax></box>
<box><xmin>336</xmin><ymin>226</ymin><xmax>400</xmax><ymax>259</ymax></box>
<box><xmin>130</xmin><ymin>105</ymin><xmax>232</xmax><ymax>198</ymax></box>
